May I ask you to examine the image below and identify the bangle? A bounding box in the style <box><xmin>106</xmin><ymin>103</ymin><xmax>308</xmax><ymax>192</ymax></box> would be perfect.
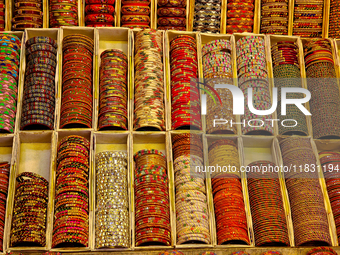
<box><xmin>95</xmin><ymin>151</ymin><xmax>129</xmax><ymax>248</ymax></box>
<box><xmin>0</xmin><ymin>162</ymin><xmax>9</xmax><ymax>251</ymax></box>
<box><xmin>53</xmin><ymin>135</ymin><xmax>90</xmax><ymax>248</ymax></box>
<box><xmin>170</xmin><ymin>35</ymin><xmax>200</xmax><ymax>130</ymax></box>
<box><xmin>12</xmin><ymin>0</ymin><xmax>43</xmax><ymax>30</ymax></box>
<box><xmin>10</xmin><ymin>172</ymin><xmax>48</xmax><ymax>247</ymax></box>
<box><xmin>21</xmin><ymin>36</ymin><xmax>57</xmax><ymax>131</ymax></box>
<box><xmin>60</xmin><ymin>35</ymin><xmax>93</xmax><ymax>129</ymax></box>
<box><xmin>134</xmin><ymin>149</ymin><xmax>171</xmax><ymax>247</ymax></box>
<box><xmin>133</xmin><ymin>30</ymin><xmax>165</xmax><ymax>131</ymax></box>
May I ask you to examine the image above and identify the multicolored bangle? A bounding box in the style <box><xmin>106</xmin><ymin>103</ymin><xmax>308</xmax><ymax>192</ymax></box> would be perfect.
<box><xmin>303</xmin><ymin>39</ymin><xmax>340</xmax><ymax>139</ymax></box>
<box><xmin>226</xmin><ymin>0</ymin><xmax>254</xmax><ymax>33</ymax></box>
<box><xmin>271</xmin><ymin>40</ymin><xmax>308</xmax><ymax>136</ymax></box>
<box><xmin>10</xmin><ymin>172</ymin><xmax>48</xmax><ymax>247</ymax></box>
<box><xmin>157</xmin><ymin>1</ymin><xmax>186</xmax><ymax>31</ymax></box>
<box><xmin>0</xmin><ymin>34</ymin><xmax>21</xmax><ymax>133</ymax></box>
<box><xmin>134</xmin><ymin>149</ymin><xmax>171</xmax><ymax>246</ymax></box>
<box><xmin>133</xmin><ymin>29</ymin><xmax>165</xmax><ymax>131</ymax></box>
<box><xmin>121</xmin><ymin>0</ymin><xmax>150</xmax><ymax>28</ymax></box>
<box><xmin>12</xmin><ymin>0</ymin><xmax>42</xmax><ymax>30</ymax></box>
<box><xmin>236</xmin><ymin>36</ymin><xmax>273</xmax><ymax>135</ymax></box>
<box><xmin>60</xmin><ymin>34</ymin><xmax>94</xmax><ymax>129</ymax></box>
<box><xmin>193</xmin><ymin>0</ymin><xmax>221</xmax><ymax>33</ymax></box>
<box><xmin>280</xmin><ymin>137</ymin><xmax>331</xmax><ymax>246</ymax></box>
<box><xmin>307</xmin><ymin>246</ymin><xmax>338</xmax><ymax>255</ymax></box>
<box><xmin>329</xmin><ymin>0</ymin><xmax>340</xmax><ymax>38</ymax></box>
<box><xmin>98</xmin><ymin>49</ymin><xmax>128</xmax><ymax>130</ymax></box>
<box><xmin>203</xmin><ymin>39</ymin><xmax>236</xmax><ymax>134</ymax></box>
<box><xmin>319</xmin><ymin>151</ymin><xmax>340</xmax><ymax>244</ymax></box>
<box><xmin>52</xmin><ymin>135</ymin><xmax>90</xmax><ymax>248</ymax></box>
<box><xmin>261</xmin><ymin>0</ymin><xmax>288</xmax><ymax>34</ymax></box>
<box><xmin>293</xmin><ymin>0</ymin><xmax>323</xmax><ymax>37</ymax></box>
<box><xmin>49</xmin><ymin>0</ymin><xmax>79</xmax><ymax>27</ymax></box>
<box><xmin>170</xmin><ymin>35</ymin><xmax>201</xmax><ymax>130</ymax></box>
<box><xmin>21</xmin><ymin>36</ymin><xmax>57</xmax><ymax>131</ymax></box>
<box><xmin>208</xmin><ymin>140</ymin><xmax>250</xmax><ymax>245</ymax></box>
<box><xmin>172</xmin><ymin>134</ymin><xmax>211</xmax><ymax>244</ymax></box>
<box><xmin>247</xmin><ymin>161</ymin><xmax>289</xmax><ymax>246</ymax></box>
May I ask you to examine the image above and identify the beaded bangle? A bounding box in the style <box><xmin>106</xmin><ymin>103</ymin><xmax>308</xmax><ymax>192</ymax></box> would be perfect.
<box><xmin>280</xmin><ymin>137</ymin><xmax>331</xmax><ymax>246</ymax></box>
<box><xmin>293</xmin><ymin>0</ymin><xmax>323</xmax><ymax>37</ymax></box>
<box><xmin>133</xmin><ymin>29</ymin><xmax>165</xmax><ymax>131</ymax></box>
<box><xmin>236</xmin><ymin>36</ymin><xmax>273</xmax><ymax>135</ymax></box>
<box><xmin>171</xmin><ymin>134</ymin><xmax>210</xmax><ymax>244</ymax></box>
<box><xmin>10</xmin><ymin>172</ymin><xmax>48</xmax><ymax>247</ymax></box>
<box><xmin>134</xmin><ymin>149</ymin><xmax>171</xmax><ymax>246</ymax></box>
<box><xmin>303</xmin><ymin>39</ymin><xmax>340</xmax><ymax>139</ymax></box>
<box><xmin>21</xmin><ymin>36</ymin><xmax>57</xmax><ymax>131</ymax></box>
<box><xmin>247</xmin><ymin>161</ymin><xmax>289</xmax><ymax>246</ymax></box>
<box><xmin>60</xmin><ymin>35</ymin><xmax>93</xmax><ymax>129</ymax></box>
<box><xmin>52</xmin><ymin>135</ymin><xmax>90</xmax><ymax>248</ymax></box>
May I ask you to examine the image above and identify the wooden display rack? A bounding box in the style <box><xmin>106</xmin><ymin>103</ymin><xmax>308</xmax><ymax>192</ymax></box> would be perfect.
<box><xmin>1</xmin><ymin>28</ymin><xmax>340</xmax><ymax>255</ymax></box>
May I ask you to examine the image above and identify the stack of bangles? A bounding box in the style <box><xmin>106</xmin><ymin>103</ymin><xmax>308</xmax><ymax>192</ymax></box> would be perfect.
<box><xmin>319</xmin><ymin>151</ymin><xmax>340</xmax><ymax>241</ymax></box>
<box><xmin>121</xmin><ymin>0</ymin><xmax>150</xmax><ymax>28</ymax></box>
<box><xmin>12</xmin><ymin>0</ymin><xmax>42</xmax><ymax>30</ymax></box>
<box><xmin>0</xmin><ymin>0</ymin><xmax>4</xmax><ymax>30</ymax></box>
<box><xmin>134</xmin><ymin>149</ymin><xmax>171</xmax><ymax>246</ymax></box>
<box><xmin>134</xmin><ymin>29</ymin><xmax>165</xmax><ymax>131</ymax></box>
<box><xmin>60</xmin><ymin>34</ymin><xmax>94</xmax><ymax>129</ymax></box>
<box><xmin>303</xmin><ymin>39</ymin><xmax>340</xmax><ymax>139</ymax></box>
<box><xmin>159</xmin><ymin>251</ymin><xmax>184</xmax><ymax>255</ymax></box>
<box><xmin>49</xmin><ymin>0</ymin><xmax>78</xmax><ymax>27</ymax></box>
<box><xmin>202</xmin><ymin>39</ymin><xmax>236</xmax><ymax>134</ymax></box>
<box><xmin>293</xmin><ymin>0</ymin><xmax>323</xmax><ymax>37</ymax></box>
<box><xmin>157</xmin><ymin>0</ymin><xmax>186</xmax><ymax>31</ymax></box>
<box><xmin>236</xmin><ymin>36</ymin><xmax>273</xmax><ymax>135</ymax></box>
<box><xmin>271</xmin><ymin>40</ymin><xmax>308</xmax><ymax>135</ymax></box>
<box><xmin>85</xmin><ymin>0</ymin><xmax>114</xmax><ymax>26</ymax></box>
<box><xmin>261</xmin><ymin>0</ymin><xmax>288</xmax><ymax>34</ymax></box>
<box><xmin>280</xmin><ymin>137</ymin><xmax>331</xmax><ymax>246</ymax></box>
<box><xmin>21</xmin><ymin>36</ymin><xmax>57</xmax><ymax>130</ymax></box>
<box><xmin>193</xmin><ymin>0</ymin><xmax>221</xmax><ymax>33</ymax></box>
<box><xmin>98</xmin><ymin>49</ymin><xmax>128</xmax><ymax>130</ymax></box>
<box><xmin>10</xmin><ymin>172</ymin><xmax>48</xmax><ymax>247</ymax></box>
<box><xmin>208</xmin><ymin>139</ymin><xmax>250</xmax><ymax>245</ymax></box>
<box><xmin>95</xmin><ymin>151</ymin><xmax>129</xmax><ymax>248</ymax></box>
<box><xmin>247</xmin><ymin>161</ymin><xmax>289</xmax><ymax>246</ymax></box>
<box><xmin>226</xmin><ymin>0</ymin><xmax>254</xmax><ymax>33</ymax></box>
<box><xmin>329</xmin><ymin>0</ymin><xmax>340</xmax><ymax>38</ymax></box>
<box><xmin>0</xmin><ymin>34</ymin><xmax>21</xmax><ymax>133</ymax></box>
<box><xmin>172</xmin><ymin>134</ymin><xmax>211</xmax><ymax>244</ymax></box>
<box><xmin>307</xmin><ymin>247</ymin><xmax>338</xmax><ymax>255</ymax></box>
<box><xmin>0</xmin><ymin>162</ymin><xmax>9</xmax><ymax>251</ymax></box>
<box><xmin>52</xmin><ymin>135</ymin><xmax>90</xmax><ymax>247</ymax></box>
<box><xmin>170</xmin><ymin>35</ymin><xmax>201</xmax><ymax>130</ymax></box>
